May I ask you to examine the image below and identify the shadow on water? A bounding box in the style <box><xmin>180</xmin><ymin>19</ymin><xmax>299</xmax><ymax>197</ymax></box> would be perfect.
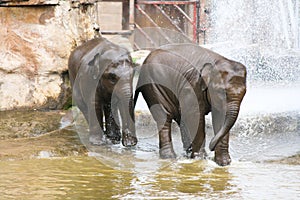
<box><xmin>0</xmin><ymin>110</ymin><xmax>299</xmax><ymax>199</ymax></box>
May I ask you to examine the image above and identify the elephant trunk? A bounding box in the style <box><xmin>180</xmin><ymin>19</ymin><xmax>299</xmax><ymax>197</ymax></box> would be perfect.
<box><xmin>116</xmin><ymin>84</ymin><xmax>137</xmax><ymax>146</ymax></box>
<box><xmin>209</xmin><ymin>100</ymin><xmax>240</xmax><ymax>151</ymax></box>
<box><xmin>118</xmin><ymin>93</ymin><xmax>135</xmax><ymax>131</ymax></box>
<box><xmin>116</xmin><ymin>84</ymin><xmax>135</xmax><ymax>130</ymax></box>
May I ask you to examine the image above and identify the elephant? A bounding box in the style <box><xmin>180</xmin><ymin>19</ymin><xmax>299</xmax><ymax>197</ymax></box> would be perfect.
<box><xmin>134</xmin><ymin>43</ymin><xmax>246</xmax><ymax>166</ymax></box>
<box><xmin>68</xmin><ymin>37</ymin><xmax>137</xmax><ymax>147</ymax></box>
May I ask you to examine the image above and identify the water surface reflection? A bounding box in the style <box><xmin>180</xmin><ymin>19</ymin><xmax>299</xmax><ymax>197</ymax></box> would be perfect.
<box><xmin>1</xmin><ymin>155</ymin><xmax>299</xmax><ymax>199</ymax></box>
<box><xmin>0</xmin><ymin>110</ymin><xmax>299</xmax><ymax>199</ymax></box>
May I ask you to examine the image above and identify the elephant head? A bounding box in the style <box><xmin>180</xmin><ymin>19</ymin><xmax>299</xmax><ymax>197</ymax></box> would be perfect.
<box><xmin>201</xmin><ymin>60</ymin><xmax>247</xmax><ymax>151</ymax></box>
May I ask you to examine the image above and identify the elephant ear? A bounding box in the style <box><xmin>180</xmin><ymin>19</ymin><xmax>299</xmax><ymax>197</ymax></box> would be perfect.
<box><xmin>201</xmin><ymin>63</ymin><xmax>227</xmax><ymax>138</ymax></box>
<box><xmin>88</xmin><ymin>53</ymin><xmax>102</xmax><ymax>80</ymax></box>
<box><xmin>200</xmin><ymin>63</ymin><xmax>212</xmax><ymax>91</ymax></box>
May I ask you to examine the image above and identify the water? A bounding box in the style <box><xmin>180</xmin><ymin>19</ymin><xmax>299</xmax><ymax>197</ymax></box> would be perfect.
<box><xmin>207</xmin><ymin>0</ymin><xmax>300</xmax><ymax>84</ymax></box>
<box><xmin>0</xmin><ymin>157</ymin><xmax>129</xmax><ymax>199</ymax></box>
<box><xmin>2</xmin><ymin>155</ymin><xmax>299</xmax><ymax>200</ymax></box>
<box><xmin>0</xmin><ymin>110</ymin><xmax>299</xmax><ymax>199</ymax></box>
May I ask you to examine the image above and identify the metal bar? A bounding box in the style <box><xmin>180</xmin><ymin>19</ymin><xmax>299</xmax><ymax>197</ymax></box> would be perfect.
<box><xmin>192</xmin><ymin>2</ymin><xmax>197</xmax><ymax>42</ymax></box>
<box><xmin>133</xmin><ymin>42</ymin><xmax>141</xmax><ymax>50</ymax></box>
<box><xmin>101</xmin><ymin>30</ymin><xmax>132</xmax><ymax>35</ymax></box>
<box><xmin>196</xmin><ymin>0</ymin><xmax>200</xmax><ymax>43</ymax></box>
<box><xmin>135</xmin><ymin>0</ymin><xmax>199</xmax><ymax>44</ymax></box>
<box><xmin>129</xmin><ymin>0</ymin><xmax>135</xmax><ymax>30</ymax></box>
<box><xmin>135</xmin><ymin>4</ymin><xmax>161</xmax><ymax>29</ymax></box>
<box><xmin>137</xmin><ymin>1</ymin><xmax>198</xmax><ymax>5</ymax></box>
<box><xmin>134</xmin><ymin>23</ymin><xmax>158</xmax><ymax>48</ymax></box>
<box><xmin>122</xmin><ymin>0</ymin><xmax>130</xmax><ymax>30</ymax></box>
<box><xmin>153</xmin><ymin>4</ymin><xmax>186</xmax><ymax>35</ymax></box>
<box><xmin>174</xmin><ymin>4</ymin><xmax>193</xmax><ymax>24</ymax></box>
<box><xmin>135</xmin><ymin>4</ymin><xmax>172</xmax><ymax>43</ymax></box>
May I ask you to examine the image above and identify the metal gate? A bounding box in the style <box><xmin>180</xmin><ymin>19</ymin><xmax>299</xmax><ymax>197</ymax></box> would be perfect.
<box><xmin>134</xmin><ymin>0</ymin><xmax>201</xmax><ymax>50</ymax></box>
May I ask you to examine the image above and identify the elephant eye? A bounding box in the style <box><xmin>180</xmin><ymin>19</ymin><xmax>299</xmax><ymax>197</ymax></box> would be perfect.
<box><xmin>108</xmin><ymin>73</ymin><xmax>118</xmax><ymax>83</ymax></box>
<box><xmin>230</xmin><ymin>76</ymin><xmax>245</xmax><ymax>84</ymax></box>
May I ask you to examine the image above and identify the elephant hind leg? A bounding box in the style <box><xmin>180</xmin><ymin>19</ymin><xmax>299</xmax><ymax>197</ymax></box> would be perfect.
<box><xmin>148</xmin><ymin>103</ymin><xmax>176</xmax><ymax>159</ymax></box>
<box><xmin>158</xmin><ymin>119</ymin><xmax>176</xmax><ymax>159</ymax></box>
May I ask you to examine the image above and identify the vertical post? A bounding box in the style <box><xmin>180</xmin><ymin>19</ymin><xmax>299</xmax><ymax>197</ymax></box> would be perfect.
<box><xmin>193</xmin><ymin>2</ymin><xmax>197</xmax><ymax>42</ymax></box>
<box><xmin>122</xmin><ymin>0</ymin><xmax>130</xmax><ymax>30</ymax></box>
<box><xmin>129</xmin><ymin>0</ymin><xmax>135</xmax><ymax>30</ymax></box>
<box><xmin>196</xmin><ymin>0</ymin><xmax>201</xmax><ymax>44</ymax></box>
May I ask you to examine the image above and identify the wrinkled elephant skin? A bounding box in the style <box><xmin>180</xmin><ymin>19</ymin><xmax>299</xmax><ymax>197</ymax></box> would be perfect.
<box><xmin>134</xmin><ymin>44</ymin><xmax>246</xmax><ymax>166</ymax></box>
<box><xmin>68</xmin><ymin>37</ymin><xmax>137</xmax><ymax>147</ymax></box>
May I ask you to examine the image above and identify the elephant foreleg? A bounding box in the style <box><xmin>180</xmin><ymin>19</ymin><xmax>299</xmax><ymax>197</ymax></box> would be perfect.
<box><xmin>214</xmin><ymin>133</ymin><xmax>231</xmax><ymax>166</ymax></box>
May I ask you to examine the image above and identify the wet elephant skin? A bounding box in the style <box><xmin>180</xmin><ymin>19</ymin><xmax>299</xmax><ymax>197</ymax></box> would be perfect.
<box><xmin>134</xmin><ymin>44</ymin><xmax>247</xmax><ymax>166</ymax></box>
<box><xmin>68</xmin><ymin>37</ymin><xmax>137</xmax><ymax>147</ymax></box>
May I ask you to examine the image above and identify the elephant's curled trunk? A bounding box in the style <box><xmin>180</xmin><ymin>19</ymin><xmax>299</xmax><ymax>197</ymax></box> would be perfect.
<box><xmin>209</xmin><ymin>101</ymin><xmax>240</xmax><ymax>151</ymax></box>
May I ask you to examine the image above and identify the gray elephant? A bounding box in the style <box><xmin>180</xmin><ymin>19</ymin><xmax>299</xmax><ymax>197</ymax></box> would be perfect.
<box><xmin>134</xmin><ymin>43</ymin><xmax>246</xmax><ymax>166</ymax></box>
<box><xmin>68</xmin><ymin>37</ymin><xmax>137</xmax><ymax>147</ymax></box>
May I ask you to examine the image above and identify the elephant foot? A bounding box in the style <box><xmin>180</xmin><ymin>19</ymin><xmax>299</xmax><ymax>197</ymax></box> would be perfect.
<box><xmin>122</xmin><ymin>132</ymin><xmax>137</xmax><ymax>147</ymax></box>
<box><xmin>214</xmin><ymin>151</ymin><xmax>231</xmax><ymax>166</ymax></box>
<box><xmin>186</xmin><ymin>145</ymin><xmax>207</xmax><ymax>159</ymax></box>
<box><xmin>159</xmin><ymin>145</ymin><xmax>176</xmax><ymax>159</ymax></box>
<box><xmin>105</xmin><ymin>130</ymin><xmax>121</xmax><ymax>145</ymax></box>
<box><xmin>89</xmin><ymin>134</ymin><xmax>106</xmax><ymax>146</ymax></box>
<box><xmin>191</xmin><ymin>148</ymin><xmax>207</xmax><ymax>160</ymax></box>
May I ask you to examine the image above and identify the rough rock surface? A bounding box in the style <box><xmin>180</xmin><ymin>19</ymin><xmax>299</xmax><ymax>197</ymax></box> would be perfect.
<box><xmin>0</xmin><ymin>0</ymin><xmax>99</xmax><ymax>110</ymax></box>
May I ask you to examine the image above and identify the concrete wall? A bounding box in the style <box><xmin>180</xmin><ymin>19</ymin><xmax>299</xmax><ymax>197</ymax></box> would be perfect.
<box><xmin>98</xmin><ymin>2</ymin><xmax>123</xmax><ymax>31</ymax></box>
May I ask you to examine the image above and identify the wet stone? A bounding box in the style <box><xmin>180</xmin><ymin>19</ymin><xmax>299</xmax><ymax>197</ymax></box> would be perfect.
<box><xmin>0</xmin><ymin>110</ymin><xmax>87</xmax><ymax>161</ymax></box>
<box><xmin>267</xmin><ymin>153</ymin><xmax>300</xmax><ymax>165</ymax></box>
<box><xmin>0</xmin><ymin>110</ymin><xmax>64</xmax><ymax>139</ymax></box>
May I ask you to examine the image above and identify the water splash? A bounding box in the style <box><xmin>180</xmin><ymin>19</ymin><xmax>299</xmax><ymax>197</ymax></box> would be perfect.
<box><xmin>206</xmin><ymin>0</ymin><xmax>300</xmax><ymax>84</ymax></box>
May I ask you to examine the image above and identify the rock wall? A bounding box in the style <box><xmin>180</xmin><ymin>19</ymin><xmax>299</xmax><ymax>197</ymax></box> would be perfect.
<box><xmin>0</xmin><ymin>0</ymin><xmax>99</xmax><ymax>110</ymax></box>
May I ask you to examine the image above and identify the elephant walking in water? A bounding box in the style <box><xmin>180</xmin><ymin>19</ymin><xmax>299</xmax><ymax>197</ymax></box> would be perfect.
<box><xmin>68</xmin><ymin>37</ymin><xmax>137</xmax><ymax>147</ymax></box>
<box><xmin>134</xmin><ymin>44</ymin><xmax>246</xmax><ymax>166</ymax></box>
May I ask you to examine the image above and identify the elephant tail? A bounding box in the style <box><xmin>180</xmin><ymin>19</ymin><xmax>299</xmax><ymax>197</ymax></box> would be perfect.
<box><xmin>133</xmin><ymin>87</ymin><xmax>141</xmax><ymax>109</ymax></box>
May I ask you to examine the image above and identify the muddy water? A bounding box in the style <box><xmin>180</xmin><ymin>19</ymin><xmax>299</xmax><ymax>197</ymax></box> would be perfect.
<box><xmin>0</xmin><ymin>110</ymin><xmax>299</xmax><ymax>199</ymax></box>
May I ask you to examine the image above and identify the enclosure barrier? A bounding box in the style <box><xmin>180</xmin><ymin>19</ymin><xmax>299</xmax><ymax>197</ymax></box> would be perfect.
<box><xmin>135</xmin><ymin>0</ymin><xmax>201</xmax><ymax>49</ymax></box>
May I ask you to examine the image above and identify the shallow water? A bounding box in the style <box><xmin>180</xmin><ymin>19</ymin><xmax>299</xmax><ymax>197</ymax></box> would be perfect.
<box><xmin>0</xmin><ymin>111</ymin><xmax>299</xmax><ymax>199</ymax></box>
<box><xmin>0</xmin><ymin>151</ymin><xmax>299</xmax><ymax>199</ymax></box>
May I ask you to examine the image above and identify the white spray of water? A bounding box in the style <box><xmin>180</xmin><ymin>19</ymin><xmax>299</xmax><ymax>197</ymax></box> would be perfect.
<box><xmin>205</xmin><ymin>0</ymin><xmax>300</xmax><ymax>113</ymax></box>
<box><xmin>207</xmin><ymin>0</ymin><xmax>300</xmax><ymax>85</ymax></box>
